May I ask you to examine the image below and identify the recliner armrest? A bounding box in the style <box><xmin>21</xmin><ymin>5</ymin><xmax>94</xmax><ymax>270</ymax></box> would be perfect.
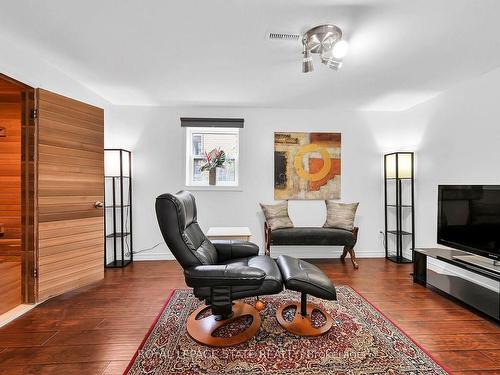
<box><xmin>184</xmin><ymin>264</ymin><xmax>265</xmax><ymax>288</ymax></box>
<box><xmin>212</xmin><ymin>240</ymin><xmax>259</xmax><ymax>262</ymax></box>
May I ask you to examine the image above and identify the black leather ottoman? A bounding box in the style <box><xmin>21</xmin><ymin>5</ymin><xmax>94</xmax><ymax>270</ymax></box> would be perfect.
<box><xmin>276</xmin><ymin>255</ymin><xmax>337</xmax><ymax>336</ymax></box>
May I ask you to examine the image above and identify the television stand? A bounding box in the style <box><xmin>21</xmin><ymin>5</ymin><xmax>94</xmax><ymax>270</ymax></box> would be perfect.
<box><xmin>452</xmin><ymin>255</ymin><xmax>500</xmax><ymax>275</ymax></box>
<box><xmin>414</xmin><ymin>248</ymin><xmax>500</xmax><ymax>322</ymax></box>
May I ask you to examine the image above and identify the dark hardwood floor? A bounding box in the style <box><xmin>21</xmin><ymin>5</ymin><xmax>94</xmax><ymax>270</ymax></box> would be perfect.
<box><xmin>0</xmin><ymin>259</ymin><xmax>499</xmax><ymax>374</ymax></box>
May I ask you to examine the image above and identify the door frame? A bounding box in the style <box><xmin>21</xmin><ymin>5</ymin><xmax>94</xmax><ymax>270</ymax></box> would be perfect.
<box><xmin>0</xmin><ymin>73</ymin><xmax>37</xmax><ymax>303</ymax></box>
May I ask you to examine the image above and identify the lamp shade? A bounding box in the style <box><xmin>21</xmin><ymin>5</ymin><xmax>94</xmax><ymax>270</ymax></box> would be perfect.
<box><xmin>385</xmin><ymin>152</ymin><xmax>413</xmax><ymax>179</ymax></box>
<box><xmin>105</xmin><ymin>149</ymin><xmax>130</xmax><ymax>177</ymax></box>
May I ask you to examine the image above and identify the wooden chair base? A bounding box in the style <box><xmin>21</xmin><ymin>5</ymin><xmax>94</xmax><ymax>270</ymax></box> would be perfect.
<box><xmin>186</xmin><ymin>301</ymin><xmax>261</xmax><ymax>347</ymax></box>
<box><xmin>276</xmin><ymin>302</ymin><xmax>333</xmax><ymax>337</ymax></box>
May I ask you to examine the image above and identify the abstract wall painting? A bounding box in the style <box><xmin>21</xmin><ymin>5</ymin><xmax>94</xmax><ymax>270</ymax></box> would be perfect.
<box><xmin>274</xmin><ymin>132</ymin><xmax>341</xmax><ymax>200</ymax></box>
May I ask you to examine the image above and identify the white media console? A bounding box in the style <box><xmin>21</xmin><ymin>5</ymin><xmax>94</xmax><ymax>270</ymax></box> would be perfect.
<box><xmin>414</xmin><ymin>247</ymin><xmax>500</xmax><ymax>321</ymax></box>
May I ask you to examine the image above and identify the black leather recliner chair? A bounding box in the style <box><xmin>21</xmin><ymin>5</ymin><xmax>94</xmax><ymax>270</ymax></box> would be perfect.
<box><xmin>155</xmin><ymin>191</ymin><xmax>283</xmax><ymax>346</ymax></box>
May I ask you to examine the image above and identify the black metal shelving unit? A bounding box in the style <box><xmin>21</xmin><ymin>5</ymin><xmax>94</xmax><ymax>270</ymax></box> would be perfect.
<box><xmin>104</xmin><ymin>149</ymin><xmax>133</xmax><ymax>268</ymax></box>
<box><xmin>384</xmin><ymin>152</ymin><xmax>415</xmax><ymax>263</ymax></box>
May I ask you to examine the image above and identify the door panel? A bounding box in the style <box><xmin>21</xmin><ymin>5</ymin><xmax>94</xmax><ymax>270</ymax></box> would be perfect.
<box><xmin>0</xmin><ymin>80</ymin><xmax>22</xmax><ymax>314</ymax></box>
<box><xmin>0</xmin><ymin>257</ymin><xmax>21</xmax><ymax>314</ymax></box>
<box><xmin>36</xmin><ymin>89</ymin><xmax>104</xmax><ymax>302</ymax></box>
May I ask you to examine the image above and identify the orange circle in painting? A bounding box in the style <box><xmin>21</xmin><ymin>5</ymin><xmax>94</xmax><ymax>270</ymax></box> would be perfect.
<box><xmin>293</xmin><ymin>144</ymin><xmax>331</xmax><ymax>182</ymax></box>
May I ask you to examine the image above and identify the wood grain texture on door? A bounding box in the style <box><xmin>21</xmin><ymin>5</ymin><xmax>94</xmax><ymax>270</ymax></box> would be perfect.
<box><xmin>36</xmin><ymin>89</ymin><xmax>104</xmax><ymax>302</ymax></box>
<box><xmin>0</xmin><ymin>79</ymin><xmax>22</xmax><ymax>314</ymax></box>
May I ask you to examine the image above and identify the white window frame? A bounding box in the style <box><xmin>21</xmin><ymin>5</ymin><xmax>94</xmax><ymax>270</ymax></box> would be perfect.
<box><xmin>185</xmin><ymin>127</ymin><xmax>240</xmax><ymax>189</ymax></box>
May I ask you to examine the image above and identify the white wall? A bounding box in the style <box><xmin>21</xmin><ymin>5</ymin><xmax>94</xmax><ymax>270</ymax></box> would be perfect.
<box><xmin>371</xmin><ymin>67</ymin><xmax>500</xmax><ymax>254</ymax></box>
<box><xmin>6</xmin><ymin>24</ymin><xmax>498</xmax><ymax>262</ymax></box>
<box><xmin>402</xmin><ymin>68</ymin><xmax>500</xmax><ymax>249</ymax></box>
<box><xmin>106</xmin><ymin>67</ymin><xmax>500</xmax><ymax>261</ymax></box>
<box><xmin>2</xmin><ymin>34</ymin><xmax>394</xmax><ymax>261</ymax></box>
<box><xmin>106</xmin><ymin>106</ymin><xmax>399</xmax><ymax>260</ymax></box>
<box><xmin>7</xmin><ymin>26</ymin><xmax>497</xmax><ymax>262</ymax></box>
<box><xmin>0</xmin><ymin>33</ymin><xmax>110</xmax><ymax>108</ymax></box>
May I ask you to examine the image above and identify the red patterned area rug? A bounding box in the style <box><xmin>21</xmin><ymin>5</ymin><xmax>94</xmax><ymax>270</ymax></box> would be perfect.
<box><xmin>125</xmin><ymin>287</ymin><xmax>449</xmax><ymax>374</ymax></box>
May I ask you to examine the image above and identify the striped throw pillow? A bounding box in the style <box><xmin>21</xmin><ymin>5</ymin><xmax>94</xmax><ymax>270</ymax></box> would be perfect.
<box><xmin>260</xmin><ymin>201</ymin><xmax>294</xmax><ymax>231</ymax></box>
<box><xmin>323</xmin><ymin>201</ymin><xmax>359</xmax><ymax>231</ymax></box>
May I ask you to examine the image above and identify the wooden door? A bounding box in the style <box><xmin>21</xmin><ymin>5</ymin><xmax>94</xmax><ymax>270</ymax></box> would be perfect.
<box><xmin>0</xmin><ymin>79</ymin><xmax>23</xmax><ymax>314</ymax></box>
<box><xmin>36</xmin><ymin>89</ymin><xmax>104</xmax><ymax>302</ymax></box>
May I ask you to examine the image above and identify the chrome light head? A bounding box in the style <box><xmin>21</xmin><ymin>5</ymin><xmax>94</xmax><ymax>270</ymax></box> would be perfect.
<box><xmin>302</xmin><ymin>24</ymin><xmax>348</xmax><ymax>73</ymax></box>
<box><xmin>302</xmin><ymin>47</ymin><xmax>313</xmax><ymax>73</ymax></box>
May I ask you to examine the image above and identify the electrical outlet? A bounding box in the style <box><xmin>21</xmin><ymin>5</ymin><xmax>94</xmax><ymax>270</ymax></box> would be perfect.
<box><xmin>379</xmin><ymin>230</ymin><xmax>386</xmax><ymax>248</ymax></box>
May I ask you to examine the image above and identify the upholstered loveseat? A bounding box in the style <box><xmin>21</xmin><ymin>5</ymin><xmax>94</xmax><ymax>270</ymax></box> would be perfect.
<box><xmin>264</xmin><ymin>223</ymin><xmax>359</xmax><ymax>268</ymax></box>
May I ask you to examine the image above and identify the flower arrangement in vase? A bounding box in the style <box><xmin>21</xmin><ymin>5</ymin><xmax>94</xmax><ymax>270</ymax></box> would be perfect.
<box><xmin>200</xmin><ymin>148</ymin><xmax>226</xmax><ymax>185</ymax></box>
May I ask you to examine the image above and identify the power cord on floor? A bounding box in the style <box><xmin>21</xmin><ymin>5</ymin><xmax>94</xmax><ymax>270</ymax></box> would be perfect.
<box><xmin>132</xmin><ymin>242</ymin><xmax>163</xmax><ymax>255</ymax></box>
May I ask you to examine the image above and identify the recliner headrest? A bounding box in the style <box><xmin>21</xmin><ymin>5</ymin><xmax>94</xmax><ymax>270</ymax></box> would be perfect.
<box><xmin>157</xmin><ymin>190</ymin><xmax>197</xmax><ymax>230</ymax></box>
<box><xmin>156</xmin><ymin>191</ymin><xmax>218</xmax><ymax>268</ymax></box>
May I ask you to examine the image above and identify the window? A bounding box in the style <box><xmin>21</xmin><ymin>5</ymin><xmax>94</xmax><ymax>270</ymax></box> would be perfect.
<box><xmin>185</xmin><ymin>127</ymin><xmax>239</xmax><ymax>187</ymax></box>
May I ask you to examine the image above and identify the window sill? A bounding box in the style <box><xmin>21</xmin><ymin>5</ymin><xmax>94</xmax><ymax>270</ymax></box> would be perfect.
<box><xmin>184</xmin><ymin>185</ymin><xmax>242</xmax><ymax>192</ymax></box>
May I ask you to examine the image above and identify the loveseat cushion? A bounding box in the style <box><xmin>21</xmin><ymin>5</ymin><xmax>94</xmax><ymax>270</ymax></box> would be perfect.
<box><xmin>271</xmin><ymin>227</ymin><xmax>356</xmax><ymax>247</ymax></box>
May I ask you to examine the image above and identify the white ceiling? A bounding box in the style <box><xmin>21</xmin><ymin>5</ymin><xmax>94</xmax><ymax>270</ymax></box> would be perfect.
<box><xmin>1</xmin><ymin>0</ymin><xmax>500</xmax><ymax>110</ymax></box>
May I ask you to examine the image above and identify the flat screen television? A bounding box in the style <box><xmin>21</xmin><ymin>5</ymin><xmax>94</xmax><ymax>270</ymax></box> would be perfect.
<box><xmin>438</xmin><ymin>185</ymin><xmax>500</xmax><ymax>261</ymax></box>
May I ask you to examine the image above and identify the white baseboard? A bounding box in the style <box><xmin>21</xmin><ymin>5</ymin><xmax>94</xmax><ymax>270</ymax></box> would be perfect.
<box><xmin>134</xmin><ymin>252</ymin><xmax>176</xmax><ymax>261</ymax></box>
<box><xmin>133</xmin><ymin>247</ymin><xmax>384</xmax><ymax>261</ymax></box>
<box><xmin>270</xmin><ymin>246</ymin><xmax>383</xmax><ymax>258</ymax></box>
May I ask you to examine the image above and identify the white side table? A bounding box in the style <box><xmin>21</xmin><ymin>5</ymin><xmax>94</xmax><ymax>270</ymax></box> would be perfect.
<box><xmin>207</xmin><ymin>227</ymin><xmax>252</xmax><ymax>241</ymax></box>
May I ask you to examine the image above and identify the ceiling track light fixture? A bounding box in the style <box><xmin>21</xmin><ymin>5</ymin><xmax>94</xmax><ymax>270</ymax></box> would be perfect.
<box><xmin>302</xmin><ymin>45</ymin><xmax>313</xmax><ymax>73</ymax></box>
<box><xmin>302</xmin><ymin>24</ymin><xmax>349</xmax><ymax>73</ymax></box>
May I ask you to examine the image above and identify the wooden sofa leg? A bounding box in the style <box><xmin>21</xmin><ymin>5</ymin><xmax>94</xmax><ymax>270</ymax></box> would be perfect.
<box><xmin>264</xmin><ymin>222</ymin><xmax>271</xmax><ymax>256</ymax></box>
<box><xmin>349</xmin><ymin>248</ymin><xmax>359</xmax><ymax>269</ymax></box>
<box><xmin>341</xmin><ymin>246</ymin><xmax>359</xmax><ymax>269</ymax></box>
<box><xmin>340</xmin><ymin>246</ymin><xmax>349</xmax><ymax>263</ymax></box>
<box><xmin>264</xmin><ymin>233</ymin><xmax>270</xmax><ymax>256</ymax></box>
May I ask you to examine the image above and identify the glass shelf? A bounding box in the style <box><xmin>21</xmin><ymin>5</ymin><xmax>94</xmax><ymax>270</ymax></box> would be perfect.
<box><xmin>106</xmin><ymin>259</ymin><xmax>132</xmax><ymax>268</ymax></box>
<box><xmin>387</xmin><ymin>230</ymin><xmax>413</xmax><ymax>236</ymax></box>
<box><xmin>384</xmin><ymin>152</ymin><xmax>415</xmax><ymax>263</ymax></box>
<box><xmin>106</xmin><ymin>232</ymin><xmax>130</xmax><ymax>238</ymax></box>
<box><xmin>104</xmin><ymin>148</ymin><xmax>132</xmax><ymax>268</ymax></box>
<box><xmin>386</xmin><ymin>256</ymin><xmax>413</xmax><ymax>264</ymax></box>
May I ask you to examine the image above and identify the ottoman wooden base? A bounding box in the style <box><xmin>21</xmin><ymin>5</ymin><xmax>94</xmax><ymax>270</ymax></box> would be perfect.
<box><xmin>276</xmin><ymin>298</ymin><xmax>333</xmax><ymax>337</ymax></box>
